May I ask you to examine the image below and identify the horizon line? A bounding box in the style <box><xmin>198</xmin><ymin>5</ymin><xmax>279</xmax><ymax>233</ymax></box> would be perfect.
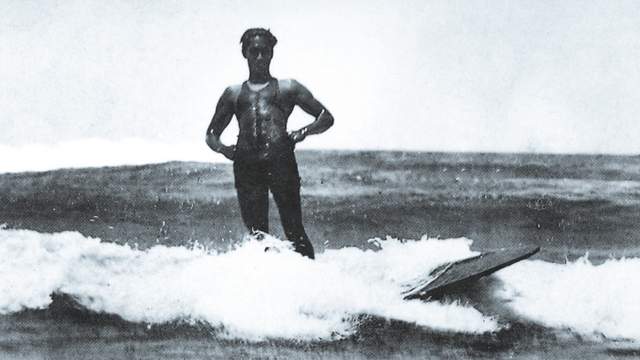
<box><xmin>2</xmin><ymin>149</ymin><xmax>639</xmax><ymax>176</ymax></box>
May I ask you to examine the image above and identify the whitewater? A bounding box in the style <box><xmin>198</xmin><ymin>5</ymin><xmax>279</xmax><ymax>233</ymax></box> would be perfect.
<box><xmin>0</xmin><ymin>227</ymin><xmax>638</xmax><ymax>343</ymax></box>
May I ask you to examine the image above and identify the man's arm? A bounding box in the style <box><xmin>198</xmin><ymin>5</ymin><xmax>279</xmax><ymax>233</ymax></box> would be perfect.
<box><xmin>205</xmin><ymin>87</ymin><xmax>236</xmax><ymax>160</ymax></box>
<box><xmin>288</xmin><ymin>80</ymin><xmax>334</xmax><ymax>143</ymax></box>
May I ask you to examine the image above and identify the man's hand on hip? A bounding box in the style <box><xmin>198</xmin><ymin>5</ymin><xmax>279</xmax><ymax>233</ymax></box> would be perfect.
<box><xmin>220</xmin><ymin>145</ymin><xmax>236</xmax><ymax>160</ymax></box>
<box><xmin>288</xmin><ymin>128</ymin><xmax>308</xmax><ymax>143</ymax></box>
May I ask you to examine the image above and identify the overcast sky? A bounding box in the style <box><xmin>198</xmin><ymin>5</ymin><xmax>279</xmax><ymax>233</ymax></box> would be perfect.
<box><xmin>3</xmin><ymin>0</ymin><xmax>640</xmax><ymax>168</ymax></box>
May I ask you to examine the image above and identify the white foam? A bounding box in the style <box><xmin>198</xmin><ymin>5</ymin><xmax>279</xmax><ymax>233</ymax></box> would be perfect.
<box><xmin>497</xmin><ymin>257</ymin><xmax>640</xmax><ymax>341</ymax></box>
<box><xmin>0</xmin><ymin>228</ymin><xmax>497</xmax><ymax>340</ymax></box>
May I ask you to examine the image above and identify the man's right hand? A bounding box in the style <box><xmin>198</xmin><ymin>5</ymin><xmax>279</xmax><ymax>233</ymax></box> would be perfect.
<box><xmin>220</xmin><ymin>145</ymin><xmax>236</xmax><ymax>161</ymax></box>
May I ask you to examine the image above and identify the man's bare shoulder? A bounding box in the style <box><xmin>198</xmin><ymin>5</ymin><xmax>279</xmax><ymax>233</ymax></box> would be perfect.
<box><xmin>223</xmin><ymin>84</ymin><xmax>242</xmax><ymax>98</ymax></box>
<box><xmin>217</xmin><ymin>84</ymin><xmax>242</xmax><ymax>109</ymax></box>
<box><xmin>278</xmin><ymin>78</ymin><xmax>307</xmax><ymax>95</ymax></box>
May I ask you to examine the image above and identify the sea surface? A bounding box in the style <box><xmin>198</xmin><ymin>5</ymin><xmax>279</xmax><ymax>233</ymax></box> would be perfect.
<box><xmin>1</xmin><ymin>151</ymin><xmax>639</xmax><ymax>359</ymax></box>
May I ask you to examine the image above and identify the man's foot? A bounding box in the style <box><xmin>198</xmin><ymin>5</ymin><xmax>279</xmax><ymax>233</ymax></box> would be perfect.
<box><xmin>251</xmin><ymin>230</ymin><xmax>266</xmax><ymax>241</ymax></box>
<box><xmin>293</xmin><ymin>241</ymin><xmax>315</xmax><ymax>260</ymax></box>
<box><xmin>264</xmin><ymin>246</ymin><xmax>281</xmax><ymax>253</ymax></box>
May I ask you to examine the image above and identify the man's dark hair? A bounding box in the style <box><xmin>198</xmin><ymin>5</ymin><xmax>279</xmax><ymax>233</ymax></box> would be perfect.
<box><xmin>240</xmin><ymin>28</ymin><xmax>277</xmax><ymax>56</ymax></box>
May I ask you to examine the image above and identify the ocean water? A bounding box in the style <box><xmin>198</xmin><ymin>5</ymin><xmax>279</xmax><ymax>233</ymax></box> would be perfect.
<box><xmin>0</xmin><ymin>228</ymin><xmax>639</xmax><ymax>359</ymax></box>
<box><xmin>1</xmin><ymin>151</ymin><xmax>640</xmax><ymax>358</ymax></box>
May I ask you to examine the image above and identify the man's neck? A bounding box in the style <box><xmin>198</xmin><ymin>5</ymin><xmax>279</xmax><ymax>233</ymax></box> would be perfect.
<box><xmin>248</xmin><ymin>71</ymin><xmax>272</xmax><ymax>84</ymax></box>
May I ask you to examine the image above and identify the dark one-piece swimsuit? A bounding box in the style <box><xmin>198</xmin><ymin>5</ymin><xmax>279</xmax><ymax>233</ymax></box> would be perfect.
<box><xmin>232</xmin><ymin>79</ymin><xmax>315</xmax><ymax>259</ymax></box>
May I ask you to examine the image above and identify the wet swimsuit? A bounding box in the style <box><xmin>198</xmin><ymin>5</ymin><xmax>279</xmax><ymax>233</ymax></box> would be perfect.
<box><xmin>232</xmin><ymin>79</ymin><xmax>315</xmax><ymax>259</ymax></box>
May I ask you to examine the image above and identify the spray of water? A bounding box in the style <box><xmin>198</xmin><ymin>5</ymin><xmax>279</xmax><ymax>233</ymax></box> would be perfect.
<box><xmin>0</xmin><ymin>228</ymin><xmax>496</xmax><ymax>340</ymax></box>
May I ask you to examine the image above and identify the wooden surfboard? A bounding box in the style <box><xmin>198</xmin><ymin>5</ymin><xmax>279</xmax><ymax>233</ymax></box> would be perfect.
<box><xmin>403</xmin><ymin>246</ymin><xmax>540</xmax><ymax>300</ymax></box>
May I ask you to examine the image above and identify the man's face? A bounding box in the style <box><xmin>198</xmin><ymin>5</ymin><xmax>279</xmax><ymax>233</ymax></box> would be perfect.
<box><xmin>244</xmin><ymin>35</ymin><xmax>273</xmax><ymax>72</ymax></box>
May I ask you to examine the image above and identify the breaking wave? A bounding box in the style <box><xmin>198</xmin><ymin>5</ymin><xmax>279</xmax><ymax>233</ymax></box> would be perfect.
<box><xmin>0</xmin><ymin>228</ymin><xmax>495</xmax><ymax>340</ymax></box>
<box><xmin>1</xmin><ymin>227</ymin><xmax>638</xmax><ymax>342</ymax></box>
<box><xmin>497</xmin><ymin>255</ymin><xmax>640</xmax><ymax>341</ymax></box>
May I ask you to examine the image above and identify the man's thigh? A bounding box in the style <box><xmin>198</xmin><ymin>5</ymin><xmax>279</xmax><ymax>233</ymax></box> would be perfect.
<box><xmin>233</xmin><ymin>159</ymin><xmax>270</xmax><ymax>232</ymax></box>
<box><xmin>268</xmin><ymin>152</ymin><xmax>301</xmax><ymax>190</ymax></box>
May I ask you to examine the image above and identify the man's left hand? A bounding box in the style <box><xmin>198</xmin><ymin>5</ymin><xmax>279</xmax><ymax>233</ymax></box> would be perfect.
<box><xmin>288</xmin><ymin>128</ymin><xmax>308</xmax><ymax>143</ymax></box>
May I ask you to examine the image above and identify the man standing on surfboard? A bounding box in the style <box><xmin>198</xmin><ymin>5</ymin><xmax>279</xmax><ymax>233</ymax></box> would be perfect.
<box><xmin>205</xmin><ymin>28</ymin><xmax>334</xmax><ymax>259</ymax></box>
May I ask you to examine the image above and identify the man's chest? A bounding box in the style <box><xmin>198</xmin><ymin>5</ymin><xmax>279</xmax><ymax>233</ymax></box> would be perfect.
<box><xmin>235</xmin><ymin>86</ymin><xmax>292</xmax><ymax>116</ymax></box>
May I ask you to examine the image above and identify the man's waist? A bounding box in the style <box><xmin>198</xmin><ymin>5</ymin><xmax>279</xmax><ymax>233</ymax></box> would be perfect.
<box><xmin>237</xmin><ymin>137</ymin><xmax>292</xmax><ymax>150</ymax></box>
<box><xmin>235</xmin><ymin>138</ymin><xmax>294</xmax><ymax>161</ymax></box>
